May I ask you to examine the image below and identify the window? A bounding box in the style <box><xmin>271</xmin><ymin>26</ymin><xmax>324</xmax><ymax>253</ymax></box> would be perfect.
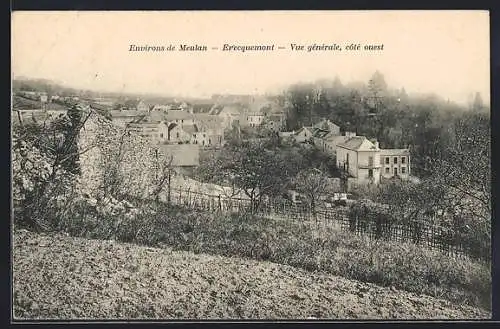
<box><xmin>346</xmin><ymin>153</ymin><xmax>349</xmax><ymax>165</ymax></box>
<box><xmin>385</xmin><ymin>157</ymin><xmax>389</xmax><ymax>164</ymax></box>
<box><xmin>368</xmin><ymin>169</ymin><xmax>373</xmax><ymax>178</ymax></box>
<box><xmin>385</xmin><ymin>167</ymin><xmax>390</xmax><ymax>174</ymax></box>
<box><xmin>394</xmin><ymin>157</ymin><xmax>398</xmax><ymax>164</ymax></box>
<box><xmin>182</xmin><ymin>119</ymin><xmax>184</xmax><ymax>123</ymax></box>
<box><xmin>401</xmin><ymin>167</ymin><xmax>406</xmax><ymax>174</ymax></box>
<box><xmin>176</xmin><ymin>132</ymin><xmax>179</xmax><ymax>138</ymax></box>
<box><xmin>394</xmin><ymin>168</ymin><xmax>398</xmax><ymax>176</ymax></box>
<box><xmin>368</xmin><ymin>156</ymin><xmax>373</xmax><ymax>166</ymax></box>
<box><xmin>401</xmin><ymin>156</ymin><xmax>406</xmax><ymax>164</ymax></box>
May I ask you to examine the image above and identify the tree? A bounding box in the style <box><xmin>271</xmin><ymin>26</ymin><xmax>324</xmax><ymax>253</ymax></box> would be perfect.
<box><xmin>472</xmin><ymin>92</ymin><xmax>485</xmax><ymax>112</ymax></box>
<box><xmin>367</xmin><ymin>70</ymin><xmax>388</xmax><ymax>110</ymax></box>
<box><xmin>292</xmin><ymin>168</ymin><xmax>331</xmax><ymax>220</ymax></box>
<box><xmin>197</xmin><ymin>140</ymin><xmax>289</xmax><ymax>214</ymax></box>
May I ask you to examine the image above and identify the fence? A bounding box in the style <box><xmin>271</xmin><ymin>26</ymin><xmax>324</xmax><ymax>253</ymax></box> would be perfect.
<box><xmin>160</xmin><ymin>187</ymin><xmax>485</xmax><ymax>260</ymax></box>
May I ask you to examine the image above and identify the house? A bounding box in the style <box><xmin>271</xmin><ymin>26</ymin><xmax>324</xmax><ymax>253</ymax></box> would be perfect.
<box><xmin>193</xmin><ymin>114</ymin><xmax>225</xmax><ymax>147</ymax></box>
<box><xmin>293</xmin><ymin>126</ymin><xmax>315</xmax><ymax>143</ymax></box>
<box><xmin>317</xmin><ymin>131</ymin><xmax>356</xmax><ymax>155</ymax></box>
<box><xmin>312</xmin><ymin>128</ymin><xmax>331</xmax><ymax>151</ymax></box>
<box><xmin>151</xmin><ymin>104</ymin><xmax>171</xmax><ymax>112</ymax></box>
<box><xmin>191</xmin><ymin>130</ymin><xmax>209</xmax><ymax>146</ymax></box>
<box><xmin>210</xmin><ymin>104</ymin><xmax>245</xmax><ymax>129</ymax></box>
<box><xmin>380</xmin><ymin>149</ymin><xmax>411</xmax><ymax>179</ymax></box>
<box><xmin>109</xmin><ymin>110</ymin><xmax>148</xmax><ymax>128</ymax></box>
<box><xmin>336</xmin><ymin>136</ymin><xmax>381</xmax><ymax>185</ymax></box>
<box><xmin>263</xmin><ymin>112</ymin><xmax>286</xmax><ymax>132</ymax></box>
<box><xmin>126</xmin><ymin>121</ymin><xmax>169</xmax><ymax>145</ymax></box>
<box><xmin>313</xmin><ymin>119</ymin><xmax>341</xmax><ymax>136</ymax></box>
<box><xmin>167</xmin><ymin>122</ymin><xmax>194</xmax><ymax>144</ymax></box>
<box><xmin>165</xmin><ymin>110</ymin><xmax>195</xmax><ymax>126</ymax></box>
<box><xmin>245</xmin><ymin>112</ymin><xmax>266</xmax><ymax>128</ymax></box>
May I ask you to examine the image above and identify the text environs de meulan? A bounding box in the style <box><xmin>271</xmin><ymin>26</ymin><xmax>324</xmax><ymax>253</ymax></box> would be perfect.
<box><xmin>128</xmin><ymin>44</ymin><xmax>276</xmax><ymax>52</ymax></box>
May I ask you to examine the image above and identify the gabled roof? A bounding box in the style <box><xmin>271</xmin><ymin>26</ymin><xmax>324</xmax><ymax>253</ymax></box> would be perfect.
<box><xmin>313</xmin><ymin>119</ymin><xmax>340</xmax><ymax>131</ymax></box>
<box><xmin>294</xmin><ymin>126</ymin><xmax>314</xmax><ymax>135</ymax></box>
<box><xmin>312</xmin><ymin>128</ymin><xmax>330</xmax><ymax>138</ymax></box>
<box><xmin>337</xmin><ymin>136</ymin><xmax>378</xmax><ymax>151</ymax></box>
<box><xmin>325</xmin><ymin>135</ymin><xmax>349</xmax><ymax>146</ymax></box>
<box><xmin>380</xmin><ymin>149</ymin><xmax>410</xmax><ymax>156</ymax></box>
<box><xmin>209</xmin><ymin>104</ymin><xmax>225</xmax><ymax>115</ymax></box>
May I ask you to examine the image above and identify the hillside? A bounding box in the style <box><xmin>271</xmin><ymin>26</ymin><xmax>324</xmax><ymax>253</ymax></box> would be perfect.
<box><xmin>12</xmin><ymin>230</ymin><xmax>489</xmax><ymax>320</ymax></box>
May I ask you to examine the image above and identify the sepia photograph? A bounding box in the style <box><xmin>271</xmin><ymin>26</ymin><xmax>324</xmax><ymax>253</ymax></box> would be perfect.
<box><xmin>11</xmin><ymin>10</ymin><xmax>491</xmax><ymax>320</ymax></box>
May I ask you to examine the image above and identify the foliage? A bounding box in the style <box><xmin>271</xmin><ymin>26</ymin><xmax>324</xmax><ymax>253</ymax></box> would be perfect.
<box><xmin>292</xmin><ymin>168</ymin><xmax>332</xmax><ymax>219</ymax></box>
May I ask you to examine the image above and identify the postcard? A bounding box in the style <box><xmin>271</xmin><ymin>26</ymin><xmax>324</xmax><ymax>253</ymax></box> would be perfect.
<box><xmin>11</xmin><ymin>10</ymin><xmax>491</xmax><ymax>321</ymax></box>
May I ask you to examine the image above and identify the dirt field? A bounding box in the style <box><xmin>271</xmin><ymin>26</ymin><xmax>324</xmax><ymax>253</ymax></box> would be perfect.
<box><xmin>12</xmin><ymin>229</ymin><xmax>490</xmax><ymax>320</ymax></box>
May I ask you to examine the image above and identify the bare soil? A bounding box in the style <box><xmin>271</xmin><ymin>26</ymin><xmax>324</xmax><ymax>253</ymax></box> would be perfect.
<box><xmin>12</xmin><ymin>229</ymin><xmax>490</xmax><ymax>320</ymax></box>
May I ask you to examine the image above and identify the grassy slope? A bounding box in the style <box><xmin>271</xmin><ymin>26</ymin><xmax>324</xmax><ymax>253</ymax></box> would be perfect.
<box><xmin>13</xmin><ymin>229</ymin><xmax>490</xmax><ymax>320</ymax></box>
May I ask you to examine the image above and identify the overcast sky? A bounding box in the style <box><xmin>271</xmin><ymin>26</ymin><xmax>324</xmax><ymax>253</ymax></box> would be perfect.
<box><xmin>12</xmin><ymin>11</ymin><xmax>489</xmax><ymax>105</ymax></box>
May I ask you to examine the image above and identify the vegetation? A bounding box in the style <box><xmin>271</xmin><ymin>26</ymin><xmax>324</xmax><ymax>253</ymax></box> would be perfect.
<box><xmin>13</xmin><ymin>200</ymin><xmax>491</xmax><ymax>312</ymax></box>
<box><xmin>12</xmin><ymin>73</ymin><xmax>492</xmax><ymax>315</ymax></box>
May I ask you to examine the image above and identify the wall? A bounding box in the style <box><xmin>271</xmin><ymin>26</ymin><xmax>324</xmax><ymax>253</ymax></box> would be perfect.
<box><xmin>357</xmin><ymin>151</ymin><xmax>381</xmax><ymax>185</ymax></box>
<box><xmin>380</xmin><ymin>154</ymin><xmax>411</xmax><ymax>179</ymax></box>
<box><xmin>78</xmin><ymin>109</ymin><xmax>160</xmax><ymax>198</ymax></box>
<box><xmin>337</xmin><ymin>147</ymin><xmax>358</xmax><ymax>178</ymax></box>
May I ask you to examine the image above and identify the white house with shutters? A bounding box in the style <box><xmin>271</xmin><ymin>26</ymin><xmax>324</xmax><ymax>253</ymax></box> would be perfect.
<box><xmin>336</xmin><ymin>136</ymin><xmax>382</xmax><ymax>185</ymax></box>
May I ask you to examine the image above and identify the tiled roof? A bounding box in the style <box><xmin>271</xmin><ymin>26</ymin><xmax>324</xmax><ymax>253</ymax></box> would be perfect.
<box><xmin>380</xmin><ymin>149</ymin><xmax>410</xmax><ymax>156</ymax></box>
<box><xmin>337</xmin><ymin>136</ymin><xmax>377</xmax><ymax>151</ymax></box>
<box><xmin>326</xmin><ymin>135</ymin><xmax>349</xmax><ymax>146</ymax></box>
<box><xmin>211</xmin><ymin>104</ymin><xmax>245</xmax><ymax>116</ymax></box>
<box><xmin>312</xmin><ymin>128</ymin><xmax>330</xmax><ymax>138</ymax></box>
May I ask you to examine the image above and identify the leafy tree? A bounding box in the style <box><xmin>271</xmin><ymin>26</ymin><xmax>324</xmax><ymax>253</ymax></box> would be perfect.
<box><xmin>197</xmin><ymin>140</ymin><xmax>289</xmax><ymax>213</ymax></box>
<box><xmin>292</xmin><ymin>168</ymin><xmax>331</xmax><ymax>220</ymax></box>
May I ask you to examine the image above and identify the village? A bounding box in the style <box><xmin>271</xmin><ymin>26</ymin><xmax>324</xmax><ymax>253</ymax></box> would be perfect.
<box><xmin>12</xmin><ymin>88</ymin><xmax>413</xmax><ymax>200</ymax></box>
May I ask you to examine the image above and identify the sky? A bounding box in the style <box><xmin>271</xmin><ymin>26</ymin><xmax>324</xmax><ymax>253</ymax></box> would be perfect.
<box><xmin>12</xmin><ymin>11</ymin><xmax>490</xmax><ymax>105</ymax></box>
